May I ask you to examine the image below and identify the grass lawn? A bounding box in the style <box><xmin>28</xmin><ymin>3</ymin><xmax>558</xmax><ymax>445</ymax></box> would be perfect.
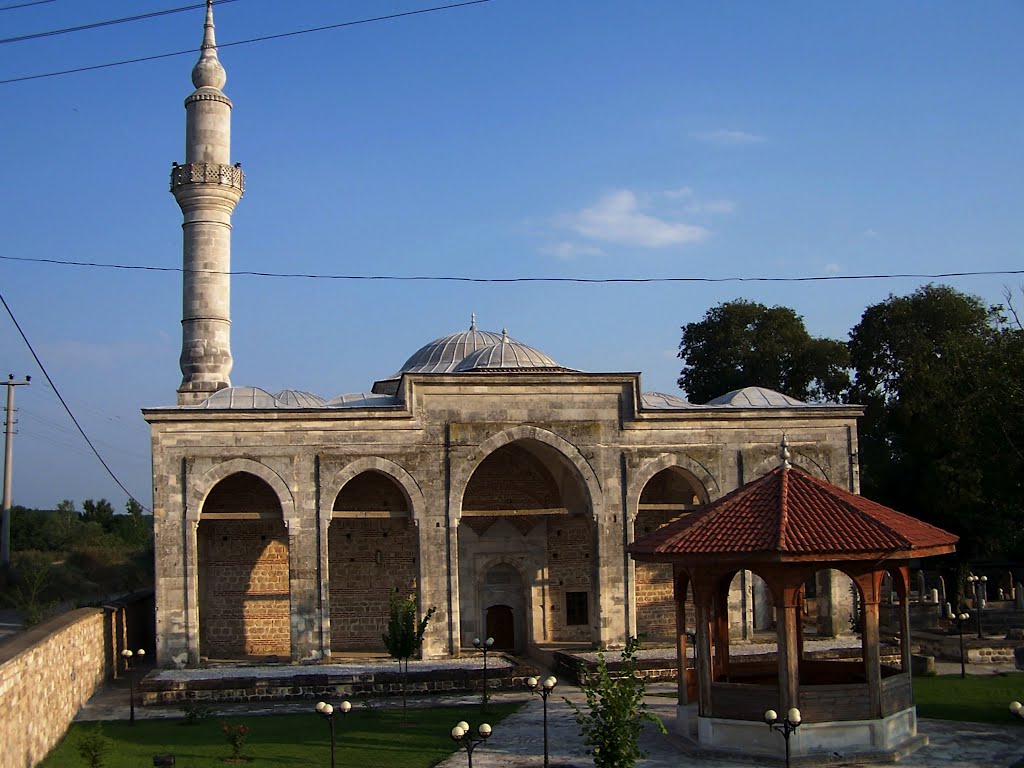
<box><xmin>42</xmin><ymin>702</ymin><xmax>523</xmax><ymax>768</ymax></box>
<box><xmin>914</xmin><ymin>672</ymin><xmax>1024</xmax><ymax>725</ymax></box>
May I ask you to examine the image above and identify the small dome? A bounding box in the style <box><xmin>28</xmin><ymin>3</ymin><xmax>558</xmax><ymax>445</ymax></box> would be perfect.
<box><xmin>705</xmin><ymin>387</ymin><xmax>809</xmax><ymax>407</ymax></box>
<box><xmin>641</xmin><ymin>391</ymin><xmax>695</xmax><ymax>409</ymax></box>
<box><xmin>272</xmin><ymin>390</ymin><xmax>326</xmax><ymax>408</ymax></box>
<box><xmin>326</xmin><ymin>393</ymin><xmax>400</xmax><ymax>408</ymax></box>
<box><xmin>454</xmin><ymin>330</ymin><xmax>562</xmax><ymax>372</ymax></box>
<box><xmin>197</xmin><ymin>386</ymin><xmax>280</xmax><ymax>409</ymax></box>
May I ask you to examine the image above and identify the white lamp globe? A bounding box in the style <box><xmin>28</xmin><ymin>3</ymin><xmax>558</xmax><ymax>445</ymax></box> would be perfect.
<box><xmin>479</xmin><ymin>723</ymin><xmax>492</xmax><ymax>738</ymax></box>
<box><xmin>543</xmin><ymin>676</ymin><xmax>557</xmax><ymax>690</ymax></box>
<box><xmin>764</xmin><ymin>709</ymin><xmax>778</xmax><ymax>724</ymax></box>
<box><xmin>339</xmin><ymin>701</ymin><xmax>352</xmax><ymax>714</ymax></box>
<box><xmin>457</xmin><ymin>720</ymin><xmax>470</xmax><ymax>732</ymax></box>
<box><xmin>526</xmin><ymin>676</ymin><xmax>538</xmax><ymax>689</ymax></box>
<box><xmin>1011</xmin><ymin>701</ymin><xmax>1022</xmax><ymax>715</ymax></box>
<box><xmin>451</xmin><ymin>726</ymin><xmax>465</xmax><ymax>740</ymax></box>
<box><xmin>787</xmin><ymin>708</ymin><xmax>802</xmax><ymax>725</ymax></box>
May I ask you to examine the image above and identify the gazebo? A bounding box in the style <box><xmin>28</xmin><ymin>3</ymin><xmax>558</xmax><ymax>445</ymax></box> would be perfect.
<box><xmin>629</xmin><ymin>442</ymin><xmax>957</xmax><ymax>762</ymax></box>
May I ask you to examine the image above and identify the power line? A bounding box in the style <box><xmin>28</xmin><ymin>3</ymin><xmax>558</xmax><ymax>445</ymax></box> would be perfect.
<box><xmin>0</xmin><ymin>0</ymin><xmax>240</xmax><ymax>46</ymax></box>
<box><xmin>0</xmin><ymin>290</ymin><xmax>149</xmax><ymax>511</ymax></box>
<box><xmin>1</xmin><ymin>254</ymin><xmax>1022</xmax><ymax>285</ymax></box>
<box><xmin>0</xmin><ymin>0</ymin><xmax>496</xmax><ymax>85</ymax></box>
<box><xmin>0</xmin><ymin>0</ymin><xmax>56</xmax><ymax>12</ymax></box>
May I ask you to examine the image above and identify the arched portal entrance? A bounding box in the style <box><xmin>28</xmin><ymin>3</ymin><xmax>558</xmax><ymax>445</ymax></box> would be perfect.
<box><xmin>458</xmin><ymin>438</ymin><xmax>595</xmax><ymax>651</ymax></box>
<box><xmin>329</xmin><ymin>469</ymin><xmax>419</xmax><ymax>652</ymax></box>
<box><xmin>197</xmin><ymin>471</ymin><xmax>291</xmax><ymax>661</ymax></box>
<box><xmin>634</xmin><ymin>467</ymin><xmax>705</xmax><ymax>641</ymax></box>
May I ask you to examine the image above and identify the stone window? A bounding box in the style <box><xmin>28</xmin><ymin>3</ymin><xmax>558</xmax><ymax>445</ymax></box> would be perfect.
<box><xmin>566</xmin><ymin>591</ymin><xmax>589</xmax><ymax>626</ymax></box>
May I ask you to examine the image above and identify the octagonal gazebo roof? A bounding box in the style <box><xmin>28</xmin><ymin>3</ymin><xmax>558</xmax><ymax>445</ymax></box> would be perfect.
<box><xmin>630</xmin><ymin>463</ymin><xmax>957</xmax><ymax>564</ymax></box>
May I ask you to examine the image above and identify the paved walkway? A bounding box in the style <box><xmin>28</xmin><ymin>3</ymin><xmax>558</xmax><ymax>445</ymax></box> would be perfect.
<box><xmin>75</xmin><ymin>662</ymin><xmax>1024</xmax><ymax>767</ymax></box>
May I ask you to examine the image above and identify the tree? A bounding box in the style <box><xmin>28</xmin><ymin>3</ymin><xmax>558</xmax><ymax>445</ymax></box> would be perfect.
<box><xmin>381</xmin><ymin>589</ymin><xmax>436</xmax><ymax>719</ymax></box>
<box><xmin>848</xmin><ymin>284</ymin><xmax>1024</xmax><ymax>559</ymax></box>
<box><xmin>678</xmin><ymin>300</ymin><xmax>850</xmax><ymax>404</ymax></box>
<box><xmin>81</xmin><ymin>499</ymin><xmax>115</xmax><ymax>530</ymax></box>
<box><xmin>566</xmin><ymin>636</ymin><xmax>665</xmax><ymax>768</ymax></box>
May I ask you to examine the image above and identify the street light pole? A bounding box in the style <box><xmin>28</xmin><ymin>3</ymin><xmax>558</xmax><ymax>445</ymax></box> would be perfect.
<box><xmin>472</xmin><ymin>636</ymin><xmax>494</xmax><ymax>713</ymax></box>
<box><xmin>121</xmin><ymin>648</ymin><xmax>145</xmax><ymax>724</ymax></box>
<box><xmin>765</xmin><ymin>707</ymin><xmax>802</xmax><ymax>768</ymax></box>
<box><xmin>526</xmin><ymin>676</ymin><xmax>557</xmax><ymax>768</ymax></box>
<box><xmin>315</xmin><ymin>700</ymin><xmax>351</xmax><ymax>768</ymax></box>
<box><xmin>948</xmin><ymin>608</ymin><xmax>970</xmax><ymax>678</ymax></box>
<box><xmin>450</xmin><ymin>721</ymin><xmax>492</xmax><ymax>768</ymax></box>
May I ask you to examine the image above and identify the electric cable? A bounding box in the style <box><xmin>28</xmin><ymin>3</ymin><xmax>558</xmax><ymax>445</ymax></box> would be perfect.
<box><xmin>0</xmin><ymin>0</ymin><xmax>495</xmax><ymax>85</ymax></box>
<box><xmin>0</xmin><ymin>0</ymin><xmax>241</xmax><ymax>46</ymax></box>
<box><xmin>0</xmin><ymin>254</ymin><xmax>1020</xmax><ymax>284</ymax></box>
<box><xmin>0</xmin><ymin>290</ymin><xmax>150</xmax><ymax>511</ymax></box>
<box><xmin>0</xmin><ymin>0</ymin><xmax>56</xmax><ymax>12</ymax></box>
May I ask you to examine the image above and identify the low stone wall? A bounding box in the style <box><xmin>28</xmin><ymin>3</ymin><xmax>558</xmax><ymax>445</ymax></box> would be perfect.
<box><xmin>0</xmin><ymin>608</ymin><xmax>110</xmax><ymax>768</ymax></box>
<box><xmin>142</xmin><ymin>657</ymin><xmax>544</xmax><ymax>706</ymax></box>
<box><xmin>914</xmin><ymin>632</ymin><xmax>1020</xmax><ymax>664</ymax></box>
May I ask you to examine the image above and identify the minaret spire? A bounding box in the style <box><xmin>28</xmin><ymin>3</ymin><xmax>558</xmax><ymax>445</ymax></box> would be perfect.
<box><xmin>171</xmin><ymin>0</ymin><xmax>244</xmax><ymax>404</ymax></box>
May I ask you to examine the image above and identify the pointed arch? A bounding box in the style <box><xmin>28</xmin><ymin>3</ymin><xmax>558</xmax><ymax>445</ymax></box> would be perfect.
<box><xmin>625</xmin><ymin>453</ymin><xmax>718</xmax><ymax>522</ymax></box>
<box><xmin>450</xmin><ymin>425</ymin><xmax>602</xmax><ymax>522</ymax></box>
<box><xmin>189</xmin><ymin>458</ymin><xmax>295</xmax><ymax>525</ymax></box>
<box><xmin>322</xmin><ymin>456</ymin><xmax>425</xmax><ymax>521</ymax></box>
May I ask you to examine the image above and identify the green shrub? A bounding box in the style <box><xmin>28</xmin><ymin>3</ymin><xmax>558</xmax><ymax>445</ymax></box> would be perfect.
<box><xmin>77</xmin><ymin>723</ymin><xmax>110</xmax><ymax>768</ymax></box>
<box><xmin>566</xmin><ymin>637</ymin><xmax>665</xmax><ymax>768</ymax></box>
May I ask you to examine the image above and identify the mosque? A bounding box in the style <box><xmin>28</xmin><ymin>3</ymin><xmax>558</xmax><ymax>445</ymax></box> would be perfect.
<box><xmin>144</xmin><ymin>2</ymin><xmax>862</xmax><ymax>667</ymax></box>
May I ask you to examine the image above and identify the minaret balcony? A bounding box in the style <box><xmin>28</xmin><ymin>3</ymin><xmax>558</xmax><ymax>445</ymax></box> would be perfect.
<box><xmin>170</xmin><ymin>162</ymin><xmax>245</xmax><ymax>194</ymax></box>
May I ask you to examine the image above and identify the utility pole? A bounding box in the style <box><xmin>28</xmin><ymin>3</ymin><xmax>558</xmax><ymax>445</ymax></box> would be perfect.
<box><xmin>2</xmin><ymin>374</ymin><xmax>31</xmax><ymax>566</ymax></box>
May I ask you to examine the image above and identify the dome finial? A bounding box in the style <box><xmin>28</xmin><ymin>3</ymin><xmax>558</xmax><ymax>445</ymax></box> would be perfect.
<box><xmin>191</xmin><ymin>0</ymin><xmax>227</xmax><ymax>90</ymax></box>
<box><xmin>780</xmin><ymin>435</ymin><xmax>791</xmax><ymax>469</ymax></box>
<box><xmin>470</xmin><ymin>313</ymin><xmax>477</xmax><ymax>331</ymax></box>
<box><xmin>501</xmin><ymin>328</ymin><xmax>509</xmax><ymax>342</ymax></box>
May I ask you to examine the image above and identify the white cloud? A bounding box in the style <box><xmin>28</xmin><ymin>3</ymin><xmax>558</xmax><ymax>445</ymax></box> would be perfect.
<box><xmin>863</xmin><ymin>228</ymin><xmax>880</xmax><ymax>239</ymax></box>
<box><xmin>662</xmin><ymin>187</ymin><xmax>735</xmax><ymax>215</ymax></box>
<box><xmin>823</xmin><ymin>263</ymin><xmax>842</xmax><ymax>275</ymax></box>
<box><xmin>689</xmin><ymin>129</ymin><xmax>767</xmax><ymax>146</ymax></box>
<box><xmin>540</xmin><ymin>242</ymin><xmax>604</xmax><ymax>260</ymax></box>
<box><xmin>559</xmin><ymin>190</ymin><xmax>709</xmax><ymax>248</ymax></box>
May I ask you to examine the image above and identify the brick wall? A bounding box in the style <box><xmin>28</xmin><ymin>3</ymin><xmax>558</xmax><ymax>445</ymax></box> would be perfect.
<box><xmin>635</xmin><ymin>509</ymin><xmax>682</xmax><ymax>642</ymax></box>
<box><xmin>0</xmin><ymin>609</ymin><xmax>109</xmax><ymax>768</ymax></box>
<box><xmin>547</xmin><ymin>515</ymin><xmax>593</xmax><ymax>642</ymax></box>
<box><xmin>197</xmin><ymin>519</ymin><xmax>291</xmax><ymax>660</ymax></box>
<box><xmin>329</xmin><ymin>517</ymin><xmax>418</xmax><ymax>652</ymax></box>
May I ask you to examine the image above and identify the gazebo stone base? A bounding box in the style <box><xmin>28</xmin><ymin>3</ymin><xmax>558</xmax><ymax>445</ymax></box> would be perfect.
<box><xmin>678</xmin><ymin>706</ymin><xmax>927</xmax><ymax>763</ymax></box>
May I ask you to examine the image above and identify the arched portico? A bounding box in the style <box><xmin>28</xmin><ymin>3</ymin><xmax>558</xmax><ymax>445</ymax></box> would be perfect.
<box><xmin>453</xmin><ymin>430</ymin><xmax>602</xmax><ymax>652</ymax></box>
<box><xmin>194</xmin><ymin>468</ymin><xmax>293</xmax><ymax>662</ymax></box>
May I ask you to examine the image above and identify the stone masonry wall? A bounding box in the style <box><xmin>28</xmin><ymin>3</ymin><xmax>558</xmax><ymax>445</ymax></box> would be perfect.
<box><xmin>0</xmin><ymin>609</ymin><xmax>109</xmax><ymax>768</ymax></box>
<box><xmin>198</xmin><ymin>519</ymin><xmax>291</xmax><ymax>660</ymax></box>
<box><xmin>329</xmin><ymin>517</ymin><xmax>418</xmax><ymax>652</ymax></box>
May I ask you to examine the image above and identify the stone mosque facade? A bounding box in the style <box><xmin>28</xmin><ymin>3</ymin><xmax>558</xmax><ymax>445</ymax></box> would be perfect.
<box><xmin>145</xmin><ymin>3</ymin><xmax>863</xmax><ymax>667</ymax></box>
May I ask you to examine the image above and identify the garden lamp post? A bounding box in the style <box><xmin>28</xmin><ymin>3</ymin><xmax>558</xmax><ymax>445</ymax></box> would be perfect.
<box><xmin>764</xmin><ymin>707</ymin><xmax>801</xmax><ymax>768</ymax></box>
<box><xmin>967</xmin><ymin>575</ymin><xmax>988</xmax><ymax>638</ymax></box>
<box><xmin>121</xmin><ymin>648</ymin><xmax>145</xmax><ymax>725</ymax></box>
<box><xmin>315</xmin><ymin>699</ymin><xmax>351</xmax><ymax>768</ymax></box>
<box><xmin>948</xmin><ymin>608</ymin><xmax>971</xmax><ymax>678</ymax></box>
<box><xmin>472</xmin><ymin>636</ymin><xmax>494</xmax><ymax>712</ymax></box>
<box><xmin>1011</xmin><ymin>701</ymin><xmax>1023</xmax><ymax>721</ymax></box>
<box><xmin>526</xmin><ymin>676</ymin><xmax>557</xmax><ymax>768</ymax></box>
<box><xmin>451</xmin><ymin>720</ymin><xmax>491</xmax><ymax>768</ymax></box>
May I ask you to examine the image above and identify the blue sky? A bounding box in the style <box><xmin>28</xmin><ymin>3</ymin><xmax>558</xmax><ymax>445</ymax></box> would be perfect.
<box><xmin>0</xmin><ymin>0</ymin><xmax>1021</xmax><ymax>510</ymax></box>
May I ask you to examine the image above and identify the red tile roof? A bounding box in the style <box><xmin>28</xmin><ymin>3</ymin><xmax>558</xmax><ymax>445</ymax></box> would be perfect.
<box><xmin>629</xmin><ymin>466</ymin><xmax>957</xmax><ymax>560</ymax></box>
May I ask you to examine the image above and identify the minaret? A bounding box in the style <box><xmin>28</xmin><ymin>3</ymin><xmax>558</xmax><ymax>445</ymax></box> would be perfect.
<box><xmin>171</xmin><ymin>0</ymin><xmax>244</xmax><ymax>405</ymax></box>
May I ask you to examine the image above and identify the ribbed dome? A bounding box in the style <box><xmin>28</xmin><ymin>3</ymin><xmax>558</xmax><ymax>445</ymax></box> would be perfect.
<box><xmin>272</xmin><ymin>389</ymin><xmax>326</xmax><ymax>408</ymax></box>
<box><xmin>388</xmin><ymin>318</ymin><xmax>508</xmax><ymax>377</ymax></box>
<box><xmin>454</xmin><ymin>330</ymin><xmax>561</xmax><ymax>372</ymax></box>
<box><xmin>705</xmin><ymin>387</ymin><xmax>809</xmax><ymax>407</ymax></box>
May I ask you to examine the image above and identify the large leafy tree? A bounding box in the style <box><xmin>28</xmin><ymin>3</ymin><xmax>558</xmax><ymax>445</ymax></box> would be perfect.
<box><xmin>678</xmin><ymin>299</ymin><xmax>850</xmax><ymax>403</ymax></box>
<box><xmin>849</xmin><ymin>284</ymin><xmax>1024</xmax><ymax>559</ymax></box>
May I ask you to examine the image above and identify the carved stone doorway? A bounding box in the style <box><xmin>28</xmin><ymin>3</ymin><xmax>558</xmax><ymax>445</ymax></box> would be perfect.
<box><xmin>486</xmin><ymin>604</ymin><xmax>515</xmax><ymax>650</ymax></box>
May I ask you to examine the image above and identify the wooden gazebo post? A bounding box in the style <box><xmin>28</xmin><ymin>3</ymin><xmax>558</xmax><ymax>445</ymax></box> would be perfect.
<box><xmin>855</xmin><ymin>571</ymin><xmax>884</xmax><ymax>718</ymax></box>
<box><xmin>673</xmin><ymin>568</ymin><xmax>689</xmax><ymax>706</ymax></box>
<box><xmin>775</xmin><ymin>577</ymin><xmax>802</xmax><ymax>713</ymax></box>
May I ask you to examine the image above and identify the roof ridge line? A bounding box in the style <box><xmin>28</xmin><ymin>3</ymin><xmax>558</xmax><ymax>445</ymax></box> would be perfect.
<box><xmin>776</xmin><ymin>466</ymin><xmax>789</xmax><ymax>549</ymax></box>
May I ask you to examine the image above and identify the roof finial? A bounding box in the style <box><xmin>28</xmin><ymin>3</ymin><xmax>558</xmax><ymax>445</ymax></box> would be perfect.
<box><xmin>779</xmin><ymin>435</ymin><xmax>791</xmax><ymax>469</ymax></box>
<box><xmin>191</xmin><ymin>0</ymin><xmax>226</xmax><ymax>90</ymax></box>
<box><xmin>470</xmin><ymin>313</ymin><xmax>477</xmax><ymax>331</ymax></box>
<box><xmin>501</xmin><ymin>328</ymin><xmax>509</xmax><ymax>342</ymax></box>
